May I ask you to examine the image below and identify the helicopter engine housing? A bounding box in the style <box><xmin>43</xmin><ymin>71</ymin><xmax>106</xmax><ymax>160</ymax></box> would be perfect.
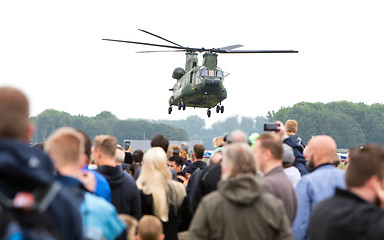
<box><xmin>172</xmin><ymin>67</ymin><xmax>185</xmax><ymax>80</ymax></box>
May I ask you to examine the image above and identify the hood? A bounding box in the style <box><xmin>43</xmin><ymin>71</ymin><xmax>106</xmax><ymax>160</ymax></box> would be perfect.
<box><xmin>218</xmin><ymin>174</ymin><xmax>263</xmax><ymax>205</ymax></box>
<box><xmin>0</xmin><ymin>139</ymin><xmax>55</xmax><ymax>196</ymax></box>
<box><xmin>97</xmin><ymin>165</ymin><xmax>125</xmax><ymax>189</ymax></box>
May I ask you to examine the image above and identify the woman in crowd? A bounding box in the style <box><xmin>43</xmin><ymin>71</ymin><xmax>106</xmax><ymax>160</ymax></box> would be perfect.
<box><xmin>136</xmin><ymin>147</ymin><xmax>192</xmax><ymax>240</ymax></box>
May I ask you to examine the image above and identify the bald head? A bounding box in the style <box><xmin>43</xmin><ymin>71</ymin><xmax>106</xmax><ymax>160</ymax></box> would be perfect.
<box><xmin>305</xmin><ymin>135</ymin><xmax>337</xmax><ymax>168</ymax></box>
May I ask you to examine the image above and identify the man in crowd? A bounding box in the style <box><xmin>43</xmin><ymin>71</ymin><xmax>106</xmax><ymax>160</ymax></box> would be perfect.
<box><xmin>308</xmin><ymin>144</ymin><xmax>384</xmax><ymax>239</ymax></box>
<box><xmin>93</xmin><ymin>134</ymin><xmax>141</xmax><ymax>220</ymax></box>
<box><xmin>189</xmin><ymin>142</ymin><xmax>293</xmax><ymax>239</ymax></box>
<box><xmin>78</xmin><ymin>130</ymin><xmax>111</xmax><ymax>202</ymax></box>
<box><xmin>184</xmin><ymin>144</ymin><xmax>207</xmax><ymax>175</ymax></box>
<box><xmin>45</xmin><ymin>127</ymin><xmax>126</xmax><ymax>240</ymax></box>
<box><xmin>168</xmin><ymin>156</ymin><xmax>184</xmax><ymax>174</ymax></box>
<box><xmin>185</xmin><ymin>144</ymin><xmax>207</xmax><ymax>203</ymax></box>
<box><xmin>254</xmin><ymin>133</ymin><xmax>297</xmax><ymax>224</ymax></box>
<box><xmin>292</xmin><ymin>135</ymin><xmax>345</xmax><ymax>240</ymax></box>
<box><xmin>0</xmin><ymin>86</ymin><xmax>82</xmax><ymax>239</ymax></box>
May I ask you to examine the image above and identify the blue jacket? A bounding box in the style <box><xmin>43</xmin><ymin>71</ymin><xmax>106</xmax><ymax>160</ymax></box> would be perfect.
<box><xmin>0</xmin><ymin>138</ymin><xmax>82</xmax><ymax>240</ymax></box>
<box><xmin>84</xmin><ymin>165</ymin><xmax>111</xmax><ymax>202</ymax></box>
<box><xmin>57</xmin><ymin>175</ymin><xmax>126</xmax><ymax>240</ymax></box>
<box><xmin>292</xmin><ymin>164</ymin><xmax>345</xmax><ymax>240</ymax></box>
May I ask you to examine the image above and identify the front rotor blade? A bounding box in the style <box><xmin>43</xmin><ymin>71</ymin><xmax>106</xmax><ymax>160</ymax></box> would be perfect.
<box><xmin>224</xmin><ymin>50</ymin><xmax>299</xmax><ymax>53</ymax></box>
<box><xmin>138</xmin><ymin>29</ymin><xmax>184</xmax><ymax>47</ymax></box>
<box><xmin>102</xmin><ymin>39</ymin><xmax>186</xmax><ymax>50</ymax></box>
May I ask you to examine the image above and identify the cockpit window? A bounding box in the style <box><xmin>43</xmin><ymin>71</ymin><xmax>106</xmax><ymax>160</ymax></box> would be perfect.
<box><xmin>200</xmin><ymin>69</ymin><xmax>223</xmax><ymax>78</ymax></box>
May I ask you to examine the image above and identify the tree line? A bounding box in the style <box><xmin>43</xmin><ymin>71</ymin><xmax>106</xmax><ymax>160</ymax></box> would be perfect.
<box><xmin>31</xmin><ymin>101</ymin><xmax>384</xmax><ymax>149</ymax></box>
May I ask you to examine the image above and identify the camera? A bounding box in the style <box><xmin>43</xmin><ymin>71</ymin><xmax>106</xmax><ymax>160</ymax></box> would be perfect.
<box><xmin>124</xmin><ymin>140</ymin><xmax>131</xmax><ymax>151</ymax></box>
<box><xmin>264</xmin><ymin>123</ymin><xmax>280</xmax><ymax>132</ymax></box>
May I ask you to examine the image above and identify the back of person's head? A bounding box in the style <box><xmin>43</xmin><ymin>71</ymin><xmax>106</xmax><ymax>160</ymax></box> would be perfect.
<box><xmin>282</xmin><ymin>143</ymin><xmax>295</xmax><ymax>168</ymax></box>
<box><xmin>225</xmin><ymin>130</ymin><xmax>248</xmax><ymax>144</ymax></box>
<box><xmin>137</xmin><ymin>215</ymin><xmax>164</xmax><ymax>240</ymax></box>
<box><xmin>193</xmin><ymin>144</ymin><xmax>205</xmax><ymax>159</ymax></box>
<box><xmin>93</xmin><ymin>135</ymin><xmax>117</xmax><ymax>158</ymax></box>
<box><xmin>45</xmin><ymin>127</ymin><xmax>84</xmax><ymax>167</ymax></box>
<box><xmin>77</xmin><ymin>130</ymin><xmax>92</xmax><ymax>163</ymax></box>
<box><xmin>151</xmin><ymin>134</ymin><xmax>169</xmax><ymax>153</ymax></box>
<box><xmin>119</xmin><ymin>214</ymin><xmax>138</xmax><ymax>240</ymax></box>
<box><xmin>179</xmin><ymin>150</ymin><xmax>188</xmax><ymax>165</ymax></box>
<box><xmin>133</xmin><ymin>149</ymin><xmax>144</xmax><ymax>163</ymax></box>
<box><xmin>137</xmin><ymin>147</ymin><xmax>185</xmax><ymax>221</ymax></box>
<box><xmin>222</xmin><ymin>142</ymin><xmax>257</xmax><ymax>180</ymax></box>
<box><xmin>213</xmin><ymin>136</ymin><xmax>225</xmax><ymax>148</ymax></box>
<box><xmin>346</xmin><ymin>144</ymin><xmax>384</xmax><ymax>188</ymax></box>
<box><xmin>0</xmin><ymin>87</ymin><xmax>30</xmax><ymax>141</ymax></box>
<box><xmin>180</xmin><ymin>142</ymin><xmax>189</xmax><ymax>152</ymax></box>
<box><xmin>137</xmin><ymin>147</ymin><xmax>171</xmax><ymax>221</ymax></box>
<box><xmin>256</xmin><ymin>133</ymin><xmax>283</xmax><ymax>161</ymax></box>
<box><xmin>285</xmin><ymin>119</ymin><xmax>298</xmax><ymax>134</ymax></box>
<box><xmin>115</xmin><ymin>146</ymin><xmax>125</xmax><ymax>164</ymax></box>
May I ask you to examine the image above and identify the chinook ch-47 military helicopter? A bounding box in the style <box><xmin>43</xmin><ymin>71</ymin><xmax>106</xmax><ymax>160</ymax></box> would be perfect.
<box><xmin>103</xmin><ymin>29</ymin><xmax>298</xmax><ymax>117</ymax></box>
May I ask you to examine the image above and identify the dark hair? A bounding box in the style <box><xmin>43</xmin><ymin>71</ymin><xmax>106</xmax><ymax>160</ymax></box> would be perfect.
<box><xmin>193</xmin><ymin>144</ymin><xmax>205</xmax><ymax>159</ymax></box>
<box><xmin>168</xmin><ymin>156</ymin><xmax>184</xmax><ymax>167</ymax></box>
<box><xmin>133</xmin><ymin>149</ymin><xmax>144</xmax><ymax>163</ymax></box>
<box><xmin>346</xmin><ymin>144</ymin><xmax>384</xmax><ymax>188</ymax></box>
<box><xmin>151</xmin><ymin>134</ymin><xmax>169</xmax><ymax>153</ymax></box>
<box><xmin>129</xmin><ymin>162</ymin><xmax>141</xmax><ymax>177</ymax></box>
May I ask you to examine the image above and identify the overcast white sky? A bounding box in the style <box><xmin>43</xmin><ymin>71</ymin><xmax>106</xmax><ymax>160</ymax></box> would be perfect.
<box><xmin>1</xmin><ymin>0</ymin><xmax>383</xmax><ymax>127</ymax></box>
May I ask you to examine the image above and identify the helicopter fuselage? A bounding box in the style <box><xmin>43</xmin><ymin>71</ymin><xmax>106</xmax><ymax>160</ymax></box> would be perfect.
<box><xmin>169</xmin><ymin>66</ymin><xmax>227</xmax><ymax>109</ymax></box>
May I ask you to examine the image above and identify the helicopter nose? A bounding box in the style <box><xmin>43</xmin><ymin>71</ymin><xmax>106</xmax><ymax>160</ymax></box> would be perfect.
<box><xmin>205</xmin><ymin>78</ymin><xmax>220</xmax><ymax>87</ymax></box>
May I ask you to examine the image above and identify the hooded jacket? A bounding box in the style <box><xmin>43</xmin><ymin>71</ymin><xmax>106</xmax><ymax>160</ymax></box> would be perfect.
<box><xmin>189</xmin><ymin>174</ymin><xmax>293</xmax><ymax>240</ymax></box>
<box><xmin>0</xmin><ymin>139</ymin><xmax>82</xmax><ymax>240</ymax></box>
<box><xmin>97</xmin><ymin>165</ymin><xmax>141</xmax><ymax>219</ymax></box>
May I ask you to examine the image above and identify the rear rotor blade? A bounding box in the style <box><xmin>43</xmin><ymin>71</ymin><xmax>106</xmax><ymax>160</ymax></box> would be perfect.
<box><xmin>138</xmin><ymin>29</ymin><xmax>184</xmax><ymax>47</ymax></box>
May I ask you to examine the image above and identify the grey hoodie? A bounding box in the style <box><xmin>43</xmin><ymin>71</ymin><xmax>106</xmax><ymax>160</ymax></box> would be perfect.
<box><xmin>188</xmin><ymin>174</ymin><xmax>293</xmax><ymax>240</ymax></box>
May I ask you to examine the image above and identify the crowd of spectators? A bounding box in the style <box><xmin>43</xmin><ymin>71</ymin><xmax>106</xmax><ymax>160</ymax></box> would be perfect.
<box><xmin>2</xmin><ymin>86</ymin><xmax>384</xmax><ymax>240</ymax></box>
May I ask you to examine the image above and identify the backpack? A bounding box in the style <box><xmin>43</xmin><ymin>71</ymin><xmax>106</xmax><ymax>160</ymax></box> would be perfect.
<box><xmin>0</xmin><ymin>182</ymin><xmax>62</xmax><ymax>240</ymax></box>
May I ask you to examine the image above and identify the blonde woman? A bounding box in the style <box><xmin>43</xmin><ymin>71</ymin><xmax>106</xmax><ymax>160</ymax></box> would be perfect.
<box><xmin>137</xmin><ymin>147</ymin><xmax>192</xmax><ymax>240</ymax></box>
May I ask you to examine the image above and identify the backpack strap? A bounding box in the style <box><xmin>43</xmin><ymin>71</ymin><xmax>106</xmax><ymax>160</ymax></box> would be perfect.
<box><xmin>0</xmin><ymin>190</ymin><xmax>13</xmax><ymax>208</ymax></box>
<box><xmin>34</xmin><ymin>182</ymin><xmax>61</xmax><ymax>213</ymax></box>
<box><xmin>0</xmin><ymin>182</ymin><xmax>61</xmax><ymax>213</ymax></box>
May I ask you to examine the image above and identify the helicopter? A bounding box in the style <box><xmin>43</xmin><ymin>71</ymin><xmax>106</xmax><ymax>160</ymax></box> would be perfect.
<box><xmin>103</xmin><ymin>29</ymin><xmax>298</xmax><ymax>117</ymax></box>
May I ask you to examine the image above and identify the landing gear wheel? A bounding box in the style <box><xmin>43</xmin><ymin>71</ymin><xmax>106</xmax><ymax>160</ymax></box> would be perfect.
<box><xmin>168</xmin><ymin>106</ymin><xmax>172</xmax><ymax>114</ymax></box>
<box><xmin>207</xmin><ymin>109</ymin><xmax>211</xmax><ymax>118</ymax></box>
<box><xmin>182</xmin><ymin>102</ymin><xmax>186</xmax><ymax>111</ymax></box>
<box><xmin>220</xmin><ymin>105</ymin><xmax>224</xmax><ymax>113</ymax></box>
<box><xmin>216</xmin><ymin>105</ymin><xmax>220</xmax><ymax>113</ymax></box>
<box><xmin>178</xmin><ymin>102</ymin><xmax>182</xmax><ymax>110</ymax></box>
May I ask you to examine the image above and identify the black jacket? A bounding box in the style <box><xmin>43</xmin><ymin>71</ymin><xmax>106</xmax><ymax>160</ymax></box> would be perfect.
<box><xmin>0</xmin><ymin>139</ymin><xmax>82</xmax><ymax>240</ymax></box>
<box><xmin>309</xmin><ymin>188</ymin><xmax>384</xmax><ymax>240</ymax></box>
<box><xmin>183</xmin><ymin>161</ymin><xmax>207</xmax><ymax>175</ymax></box>
<box><xmin>190</xmin><ymin>163</ymin><xmax>221</xmax><ymax>211</ymax></box>
<box><xmin>140</xmin><ymin>190</ymin><xmax>192</xmax><ymax>240</ymax></box>
<box><xmin>97</xmin><ymin>165</ymin><xmax>141</xmax><ymax>219</ymax></box>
